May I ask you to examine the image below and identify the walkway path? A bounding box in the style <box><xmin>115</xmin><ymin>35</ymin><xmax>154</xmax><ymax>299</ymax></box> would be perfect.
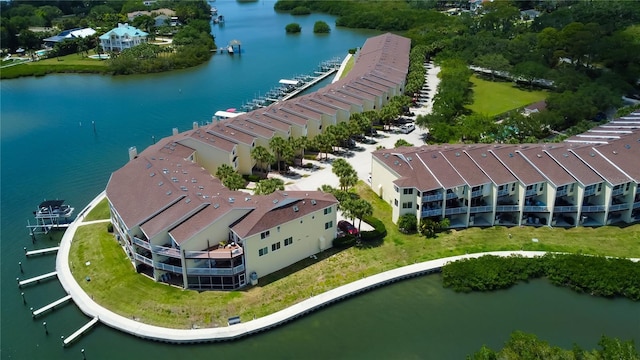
<box><xmin>56</xmin><ymin>192</ymin><xmax>550</xmax><ymax>343</ymax></box>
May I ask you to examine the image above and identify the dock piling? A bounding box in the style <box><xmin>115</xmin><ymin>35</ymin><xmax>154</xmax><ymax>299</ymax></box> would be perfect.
<box><xmin>82</xmin><ymin>348</ymin><xmax>86</xmax><ymax>359</ymax></box>
<box><xmin>21</xmin><ymin>292</ymin><xmax>25</xmax><ymax>304</ymax></box>
<box><xmin>19</xmin><ymin>261</ymin><xmax>23</xmax><ymax>273</ymax></box>
<box><xmin>23</xmin><ymin>247</ymin><xmax>27</xmax><ymax>254</ymax></box>
<box><xmin>43</xmin><ymin>321</ymin><xmax>48</xmax><ymax>334</ymax></box>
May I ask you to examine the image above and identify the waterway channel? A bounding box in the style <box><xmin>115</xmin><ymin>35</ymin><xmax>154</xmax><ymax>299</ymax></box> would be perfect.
<box><xmin>1</xmin><ymin>1</ymin><xmax>638</xmax><ymax>359</ymax></box>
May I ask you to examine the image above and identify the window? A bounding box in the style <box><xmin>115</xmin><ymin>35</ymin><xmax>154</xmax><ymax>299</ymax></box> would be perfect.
<box><xmin>626</xmin><ymin>182</ymin><xmax>631</xmax><ymax>191</ymax></box>
<box><xmin>570</xmin><ymin>183</ymin><xmax>575</xmax><ymax>192</ymax></box>
<box><xmin>498</xmin><ymin>185</ymin><xmax>504</xmax><ymax>191</ymax></box>
<box><xmin>402</xmin><ymin>202</ymin><xmax>413</xmax><ymax>209</ymax></box>
<box><xmin>325</xmin><ymin>221</ymin><xmax>333</xmax><ymax>229</ymax></box>
<box><xmin>597</xmin><ymin>183</ymin><xmax>602</xmax><ymax>192</ymax></box>
<box><xmin>272</xmin><ymin>242</ymin><xmax>281</xmax><ymax>251</ymax></box>
<box><xmin>394</xmin><ymin>199</ymin><xmax>399</xmax><ymax>206</ymax></box>
<box><xmin>511</xmin><ymin>183</ymin><xmax>516</xmax><ymax>191</ymax></box>
<box><xmin>284</xmin><ymin>237</ymin><xmax>293</xmax><ymax>246</ymax></box>
<box><xmin>403</xmin><ymin>188</ymin><xmax>413</xmax><ymax>195</ymax></box>
<box><xmin>260</xmin><ymin>230</ymin><xmax>270</xmax><ymax>239</ymax></box>
<box><xmin>324</xmin><ymin>207</ymin><xmax>332</xmax><ymax>215</ymax></box>
<box><xmin>394</xmin><ymin>185</ymin><xmax>399</xmax><ymax>193</ymax></box>
<box><xmin>258</xmin><ymin>247</ymin><xmax>268</xmax><ymax>256</ymax></box>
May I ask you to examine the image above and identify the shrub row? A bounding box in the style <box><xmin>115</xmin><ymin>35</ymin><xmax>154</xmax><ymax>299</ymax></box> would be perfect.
<box><xmin>442</xmin><ymin>254</ymin><xmax>640</xmax><ymax>300</ymax></box>
<box><xmin>360</xmin><ymin>215</ymin><xmax>386</xmax><ymax>242</ymax></box>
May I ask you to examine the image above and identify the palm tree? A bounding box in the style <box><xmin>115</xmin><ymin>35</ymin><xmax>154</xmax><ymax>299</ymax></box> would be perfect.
<box><xmin>351</xmin><ymin>198</ymin><xmax>373</xmax><ymax>233</ymax></box>
<box><xmin>254</xmin><ymin>178</ymin><xmax>285</xmax><ymax>195</ymax></box>
<box><xmin>222</xmin><ymin>172</ymin><xmax>245</xmax><ymax>191</ymax></box>
<box><xmin>215</xmin><ymin>163</ymin><xmax>235</xmax><ymax>181</ymax></box>
<box><xmin>289</xmin><ymin>136</ymin><xmax>309</xmax><ymax>167</ymax></box>
<box><xmin>251</xmin><ymin>145</ymin><xmax>274</xmax><ymax>175</ymax></box>
<box><xmin>269</xmin><ymin>136</ymin><xmax>288</xmax><ymax>173</ymax></box>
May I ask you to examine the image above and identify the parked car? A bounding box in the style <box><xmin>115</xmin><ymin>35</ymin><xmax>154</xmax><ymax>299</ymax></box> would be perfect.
<box><xmin>399</xmin><ymin>124</ymin><xmax>415</xmax><ymax>134</ymax></box>
<box><xmin>338</xmin><ymin>220</ymin><xmax>359</xmax><ymax>236</ymax></box>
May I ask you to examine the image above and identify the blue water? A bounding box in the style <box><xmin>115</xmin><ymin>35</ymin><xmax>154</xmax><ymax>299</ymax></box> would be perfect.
<box><xmin>1</xmin><ymin>2</ymin><xmax>638</xmax><ymax>359</ymax></box>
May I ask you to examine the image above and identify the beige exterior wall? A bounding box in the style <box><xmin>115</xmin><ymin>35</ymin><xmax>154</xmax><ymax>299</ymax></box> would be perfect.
<box><xmin>177</xmin><ymin>138</ymin><xmax>234</xmax><ymax>174</ymax></box>
<box><xmin>242</xmin><ymin>204</ymin><xmax>337</xmax><ymax>279</ymax></box>
<box><xmin>371</xmin><ymin>156</ymin><xmax>402</xmax><ymax>222</ymax></box>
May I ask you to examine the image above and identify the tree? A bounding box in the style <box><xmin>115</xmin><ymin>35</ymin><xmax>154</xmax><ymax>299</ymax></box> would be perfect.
<box><xmin>313</xmin><ymin>21</ymin><xmax>330</xmax><ymax>34</ymax></box>
<box><xmin>473</xmin><ymin>53</ymin><xmax>511</xmax><ymax>80</ymax></box>
<box><xmin>269</xmin><ymin>136</ymin><xmax>290</xmax><ymax>173</ymax></box>
<box><xmin>285</xmin><ymin>23</ymin><xmax>301</xmax><ymax>33</ymax></box>
<box><xmin>251</xmin><ymin>145</ymin><xmax>274</xmax><ymax>175</ymax></box>
<box><xmin>394</xmin><ymin>139</ymin><xmax>414</xmax><ymax>148</ymax></box>
<box><xmin>512</xmin><ymin>61</ymin><xmax>548</xmax><ymax>89</ymax></box>
<box><xmin>398</xmin><ymin>214</ymin><xmax>417</xmax><ymax>233</ymax></box>
<box><xmin>215</xmin><ymin>164</ymin><xmax>235</xmax><ymax>181</ymax></box>
<box><xmin>254</xmin><ymin>178</ymin><xmax>285</xmax><ymax>195</ymax></box>
<box><xmin>347</xmin><ymin>198</ymin><xmax>373</xmax><ymax>233</ymax></box>
<box><xmin>222</xmin><ymin>172</ymin><xmax>245</xmax><ymax>191</ymax></box>
<box><xmin>289</xmin><ymin>136</ymin><xmax>309</xmax><ymax>166</ymax></box>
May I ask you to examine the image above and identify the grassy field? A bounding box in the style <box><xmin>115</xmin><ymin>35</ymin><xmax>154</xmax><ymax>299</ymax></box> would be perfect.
<box><xmin>0</xmin><ymin>51</ymin><xmax>108</xmax><ymax>79</ymax></box>
<box><xmin>466</xmin><ymin>75</ymin><xmax>547</xmax><ymax>117</ymax></box>
<box><xmin>83</xmin><ymin>198</ymin><xmax>110</xmax><ymax>222</ymax></box>
<box><xmin>69</xmin><ymin>182</ymin><xmax>640</xmax><ymax>328</ymax></box>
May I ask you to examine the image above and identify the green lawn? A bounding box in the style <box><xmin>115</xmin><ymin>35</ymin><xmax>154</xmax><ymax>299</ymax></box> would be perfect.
<box><xmin>83</xmin><ymin>198</ymin><xmax>110</xmax><ymax>222</ymax></box>
<box><xmin>69</xmin><ymin>182</ymin><xmax>640</xmax><ymax>328</ymax></box>
<box><xmin>466</xmin><ymin>75</ymin><xmax>547</xmax><ymax>117</ymax></box>
<box><xmin>0</xmin><ymin>51</ymin><xmax>108</xmax><ymax>79</ymax></box>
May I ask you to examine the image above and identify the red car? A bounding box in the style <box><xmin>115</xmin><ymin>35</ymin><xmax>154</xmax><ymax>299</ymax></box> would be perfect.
<box><xmin>338</xmin><ymin>220</ymin><xmax>359</xmax><ymax>236</ymax></box>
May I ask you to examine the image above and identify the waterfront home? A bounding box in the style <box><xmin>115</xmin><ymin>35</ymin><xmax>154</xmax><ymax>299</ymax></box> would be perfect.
<box><xmin>99</xmin><ymin>23</ymin><xmax>149</xmax><ymax>52</ymax></box>
<box><xmin>43</xmin><ymin>28</ymin><xmax>96</xmax><ymax>48</ymax></box>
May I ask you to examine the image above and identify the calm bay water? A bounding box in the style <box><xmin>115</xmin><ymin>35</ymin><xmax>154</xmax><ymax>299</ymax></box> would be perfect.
<box><xmin>1</xmin><ymin>1</ymin><xmax>638</xmax><ymax>359</ymax></box>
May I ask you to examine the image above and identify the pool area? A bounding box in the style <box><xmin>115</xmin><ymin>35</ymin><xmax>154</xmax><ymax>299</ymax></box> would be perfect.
<box><xmin>89</xmin><ymin>54</ymin><xmax>110</xmax><ymax>60</ymax></box>
<box><xmin>36</xmin><ymin>50</ymin><xmax>49</xmax><ymax>57</ymax></box>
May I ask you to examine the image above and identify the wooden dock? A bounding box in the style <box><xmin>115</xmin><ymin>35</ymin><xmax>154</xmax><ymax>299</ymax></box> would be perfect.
<box><xmin>281</xmin><ymin>67</ymin><xmax>337</xmax><ymax>102</ymax></box>
<box><xmin>26</xmin><ymin>246</ymin><xmax>60</xmax><ymax>257</ymax></box>
<box><xmin>18</xmin><ymin>271</ymin><xmax>57</xmax><ymax>287</ymax></box>
<box><xmin>32</xmin><ymin>295</ymin><xmax>72</xmax><ymax>318</ymax></box>
<box><xmin>63</xmin><ymin>317</ymin><xmax>100</xmax><ymax>347</ymax></box>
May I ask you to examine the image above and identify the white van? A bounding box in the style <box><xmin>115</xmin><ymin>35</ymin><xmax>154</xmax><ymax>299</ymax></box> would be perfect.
<box><xmin>399</xmin><ymin>123</ymin><xmax>415</xmax><ymax>134</ymax></box>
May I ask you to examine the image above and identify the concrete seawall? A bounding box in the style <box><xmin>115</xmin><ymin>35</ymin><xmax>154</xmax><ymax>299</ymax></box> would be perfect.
<box><xmin>57</xmin><ymin>192</ymin><xmax>551</xmax><ymax>343</ymax></box>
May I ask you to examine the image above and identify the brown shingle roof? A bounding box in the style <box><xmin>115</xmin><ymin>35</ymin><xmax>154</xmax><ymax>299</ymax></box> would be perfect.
<box><xmin>440</xmin><ymin>147</ymin><xmax>491</xmax><ymax>187</ymax></box>
<box><xmin>465</xmin><ymin>145</ymin><xmax>517</xmax><ymax>186</ymax></box>
<box><xmin>518</xmin><ymin>145</ymin><xmax>575</xmax><ymax>187</ymax></box>
<box><xmin>570</xmin><ymin>146</ymin><xmax>630</xmax><ymax>185</ymax></box>
<box><xmin>490</xmin><ymin>146</ymin><xmax>545</xmax><ymax>185</ymax></box>
<box><xmin>544</xmin><ymin>145</ymin><xmax>602</xmax><ymax>186</ymax></box>
<box><xmin>230</xmin><ymin>191</ymin><xmax>337</xmax><ymax>238</ymax></box>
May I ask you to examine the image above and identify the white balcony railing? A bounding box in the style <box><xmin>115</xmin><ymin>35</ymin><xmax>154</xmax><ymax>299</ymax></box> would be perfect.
<box><xmin>445</xmin><ymin>207</ymin><xmax>468</xmax><ymax>215</ymax></box>
<box><xmin>151</xmin><ymin>244</ymin><xmax>181</xmax><ymax>258</ymax></box>
<box><xmin>186</xmin><ymin>264</ymin><xmax>245</xmax><ymax>276</ymax></box>
<box><xmin>609</xmin><ymin>203</ymin><xmax>629</xmax><ymax>212</ymax></box>
<box><xmin>496</xmin><ymin>205</ymin><xmax>520</xmax><ymax>212</ymax></box>
<box><xmin>554</xmin><ymin>206</ymin><xmax>578</xmax><ymax>213</ymax></box>
<box><xmin>612</xmin><ymin>187</ymin><xmax>625</xmax><ymax>196</ymax></box>
<box><xmin>423</xmin><ymin>193</ymin><xmax>443</xmax><ymax>202</ymax></box>
<box><xmin>133</xmin><ymin>237</ymin><xmax>150</xmax><ymax>250</ymax></box>
<box><xmin>421</xmin><ymin>208</ymin><xmax>442</xmax><ymax>217</ymax></box>
<box><xmin>523</xmin><ymin>206</ymin><xmax>548</xmax><ymax>212</ymax></box>
<box><xmin>470</xmin><ymin>206</ymin><xmax>493</xmax><ymax>213</ymax></box>
<box><xmin>581</xmin><ymin>205</ymin><xmax>606</xmax><ymax>212</ymax></box>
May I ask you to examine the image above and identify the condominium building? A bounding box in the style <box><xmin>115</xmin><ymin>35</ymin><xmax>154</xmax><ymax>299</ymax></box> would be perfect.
<box><xmin>105</xmin><ymin>33</ymin><xmax>410</xmax><ymax>290</ymax></box>
<box><xmin>371</xmin><ymin>112</ymin><xmax>640</xmax><ymax>228</ymax></box>
<box><xmin>99</xmin><ymin>23</ymin><xmax>148</xmax><ymax>52</ymax></box>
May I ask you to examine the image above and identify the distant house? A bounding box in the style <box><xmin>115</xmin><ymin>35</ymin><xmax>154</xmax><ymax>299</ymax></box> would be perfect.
<box><xmin>520</xmin><ymin>9</ymin><xmax>541</xmax><ymax>21</ymax></box>
<box><xmin>127</xmin><ymin>8</ymin><xmax>175</xmax><ymax>22</ymax></box>
<box><xmin>523</xmin><ymin>100</ymin><xmax>547</xmax><ymax>116</ymax></box>
<box><xmin>43</xmin><ymin>28</ymin><xmax>96</xmax><ymax>48</ymax></box>
<box><xmin>99</xmin><ymin>23</ymin><xmax>149</xmax><ymax>52</ymax></box>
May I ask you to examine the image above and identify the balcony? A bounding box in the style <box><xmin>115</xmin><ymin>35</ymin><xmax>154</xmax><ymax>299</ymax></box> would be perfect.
<box><xmin>133</xmin><ymin>236</ymin><xmax>150</xmax><ymax>250</ymax></box>
<box><xmin>446</xmin><ymin>192</ymin><xmax>459</xmax><ymax>200</ymax></box>
<box><xmin>581</xmin><ymin>205</ymin><xmax>606</xmax><ymax>213</ymax></box>
<box><xmin>421</xmin><ymin>208</ymin><xmax>442</xmax><ymax>217</ymax></box>
<box><xmin>609</xmin><ymin>203</ymin><xmax>629</xmax><ymax>212</ymax></box>
<box><xmin>470</xmin><ymin>206</ymin><xmax>493</xmax><ymax>213</ymax></box>
<box><xmin>155</xmin><ymin>261</ymin><xmax>182</xmax><ymax>273</ymax></box>
<box><xmin>151</xmin><ymin>244</ymin><xmax>181</xmax><ymax>258</ymax></box>
<box><xmin>525</xmin><ymin>188</ymin><xmax>537</xmax><ymax>197</ymax></box>
<box><xmin>612</xmin><ymin>187</ymin><xmax>624</xmax><ymax>196</ymax></box>
<box><xmin>423</xmin><ymin>193</ymin><xmax>443</xmax><ymax>202</ymax></box>
<box><xmin>556</xmin><ymin>188</ymin><xmax>568</xmax><ymax>197</ymax></box>
<box><xmin>185</xmin><ymin>245</ymin><xmax>243</xmax><ymax>259</ymax></box>
<box><xmin>186</xmin><ymin>264</ymin><xmax>245</xmax><ymax>276</ymax></box>
<box><xmin>496</xmin><ymin>205</ymin><xmax>520</xmax><ymax>212</ymax></box>
<box><xmin>583</xmin><ymin>187</ymin><xmax>597</xmax><ymax>197</ymax></box>
<box><xmin>497</xmin><ymin>188</ymin><xmax>509</xmax><ymax>197</ymax></box>
<box><xmin>445</xmin><ymin>207</ymin><xmax>468</xmax><ymax>215</ymax></box>
<box><xmin>634</xmin><ymin>202</ymin><xmax>640</xmax><ymax>209</ymax></box>
<box><xmin>134</xmin><ymin>253</ymin><xmax>153</xmax><ymax>266</ymax></box>
<box><xmin>471</xmin><ymin>189</ymin><xmax>484</xmax><ymax>198</ymax></box>
<box><xmin>554</xmin><ymin>206</ymin><xmax>578</xmax><ymax>213</ymax></box>
<box><xmin>523</xmin><ymin>206</ymin><xmax>548</xmax><ymax>212</ymax></box>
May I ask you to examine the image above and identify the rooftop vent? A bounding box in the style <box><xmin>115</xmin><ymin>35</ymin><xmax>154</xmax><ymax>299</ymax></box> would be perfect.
<box><xmin>171</xmin><ymin>177</ymin><xmax>178</xmax><ymax>182</ymax></box>
<box><xmin>146</xmin><ymin>163</ymin><xmax>152</xmax><ymax>169</ymax></box>
<box><xmin>198</xmin><ymin>185</ymin><xmax>204</xmax><ymax>190</ymax></box>
<box><xmin>191</xmin><ymin>178</ymin><xmax>197</xmax><ymax>183</ymax></box>
<box><xmin>590</xmin><ymin>152</ymin><xmax>596</xmax><ymax>157</ymax></box>
<box><xmin>536</xmin><ymin>154</ymin><xmax>542</xmax><ymax>158</ymax></box>
<box><xmin>455</xmin><ymin>152</ymin><xmax>460</xmax><ymax>157</ymax></box>
<box><xmin>481</xmin><ymin>153</ymin><xmax>487</xmax><ymax>158</ymax></box>
<box><xmin>311</xmin><ymin>199</ymin><xmax>317</xmax><ymax>205</ymax></box>
<box><xmin>150</xmin><ymin>172</ymin><xmax>156</xmax><ymax>177</ymax></box>
<box><xmin>245</xmin><ymin>197</ymin><xmax>251</xmax><ymax>202</ymax></box>
<box><xmin>273</xmin><ymin>199</ymin><xmax>279</xmax><ymax>204</ymax></box>
<box><xmin>293</xmin><ymin>206</ymin><xmax>299</xmax><ymax>212</ymax></box>
<box><xmin>229</xmin><ymin>197</ymin><xmax>235</xmax><ymax>203</ymax></box>
<box><xmin>166</xmin><ymin>190</ymin><xmax>172</xmax><ymax>195</ymax></box>
<box><xmin>180</xmin><ymin>186</ymin><xmax>188</xmax><ymax>191</ymax></box>
<box><xmin>394</xmin><ymin>160</ymin><xmax>400</xmax><ymax>165</ymax></box>
<box><xmin>185</xmin><ymin>198</ymin><xmax>191</xmax><ymax>204</ymax></box>
<box><xmin>283</xmin><ymin>192</ymin><xmax>288</xmax><ymax>196</ymax></box>
<box><xmin>163</xmin><ymin>168</ymin><xmax>169</xmax><ymax>174</ymax></box>
<box><xmin>625</xmin><ymin>144</ymin><xmax>631</xmax><ymax>149</ymax></box>
<box><xmin>158</xmin><ymin>181</ymin><xmax>164</xmax><ymax>186</ymax></box>
<box><xmin>563</xmin><ymin>153</ymin><xmax>569</xmax><ymax>158</ymax></box>
<box><xmin>407</xmin><ymin>156</ymin><xmax>413</xmax><ymax>161</ymax></box>
<box><xmin>508</xmin><ymin>153</ymin><xmax>514</xmax><ymax>158</ymax></box>
<box><xmin>214</xmin><ymin>203</ymin><xmax>220</xmax><ymax>209</ymax></box>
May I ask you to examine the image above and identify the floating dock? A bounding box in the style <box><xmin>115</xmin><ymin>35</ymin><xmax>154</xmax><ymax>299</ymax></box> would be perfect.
<box><xmin>32</xmin><ymin>295</ymin><xmax>72</xmax><ymax>318</ymax></box>
<box><xmin>26</xmin><ymin>246</ymin><xmax>60</xmax><ymax>257</ymax></box>
<box><xmin>63</xmin><ymin>317</ymin><xmax>100</xmax><ymax>347</ymax></box>
<box><xmin>18</xmin><ymin>271</ymin><xmax>57</xmax><ymax>288</ymax></box>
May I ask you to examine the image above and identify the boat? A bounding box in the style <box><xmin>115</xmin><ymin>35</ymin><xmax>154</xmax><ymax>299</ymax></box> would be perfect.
<box><xmin>214</xmin><ymin>15</ymin><xmax>225</xmax><ymax>24</ymax></box>
<box><xmin>227</xmin><ymin>45</ymin><xmax>234</xmax><ymax>54</ymax></box>
<box><xmin>210</xmin><ymin>6</ymin><xmax>218</xmax><ymax>15</ymax></box>
<box><xmin>28</xmin><ymin>199</ymin><xmax>75</xmax><ymax>235</ymax></box>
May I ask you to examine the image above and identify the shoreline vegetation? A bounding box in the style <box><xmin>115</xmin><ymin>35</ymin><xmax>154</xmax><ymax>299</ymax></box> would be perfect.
<box><xmin>71</xmin><ymin>185</ymin><xmax>640</xmax><ymax>329</ymax></box>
